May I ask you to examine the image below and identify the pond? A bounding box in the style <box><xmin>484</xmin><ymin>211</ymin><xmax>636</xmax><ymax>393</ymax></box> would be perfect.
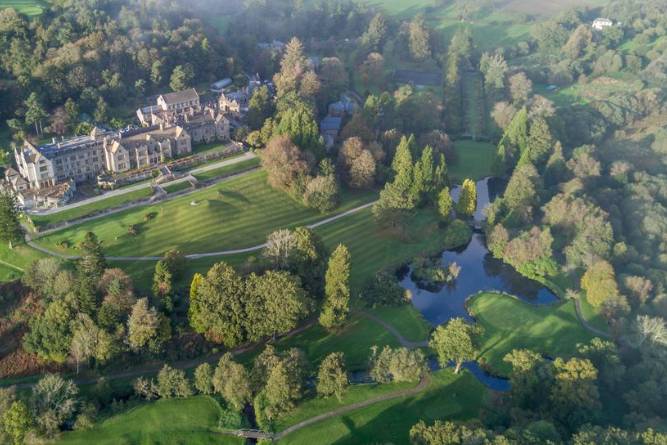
<box><xmin>401</xmin><ymin>178</ymin><xmax>559</xmax><ymax>390</ymax></box>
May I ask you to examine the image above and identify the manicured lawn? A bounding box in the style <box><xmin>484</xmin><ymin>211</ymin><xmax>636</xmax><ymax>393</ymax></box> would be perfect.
<box><xmin>275</xmin><ymin>381</ymin><xmax>415</xmax><ymax>432</ymax></box>
<box><xmin>237</xmin><ymin>313</ymin><xmax>401</xmax><ymax>371</ymax></box>
<box><xmin>117</xmin><ymin>207</ymin><xmax>468</xmax><ymax>296</ymax></box>
<box><xmin>468</xmin><ymin>292</ymin><xmax>596</xmax><ymax>375</ymax></box>
<box><xmin>372</xmin><ymin>306</ymin><xmax>431</xmax><ymax>342</ymax></box>
<box><xmin>163</xmin><ymin>181</ymin><xmax>193</xmax><ymax>194</ymax></box>
<box><xmin>29</xmin><ymin>188</ymin><xmax>154</xmax><ymax>230</ymax></box>
<box><xmin>278</xmin><ymin>369</ymin><xmax>486</xmax><ymax>445</ymax></box>
<box><xmin>56</xmin><ymin>396</ymin><xmax>243</xmax><ymax>445</ymax></box>
<box><xmin>0</xmin><ymin>0</ymin><xmax>46</xmax><ymax>15</ymax></box>
<box><xmin>193</xmin><ymin>157</ymin><xmax>261</xmax><ymax>182</ymax></box>
<box><xmin>35</xmin><ymin>170</ymin><xmax>376</xmax><ymax>257</ymax></box>
<box><xmin>449</xmin><ymin>140</ymin><xmax>495</xmax><ymax>183</ymax></box>
<box><xmin>316</xmin><ymin>207</ymin><xmax>451</xmax><ymax>292</ymax></box>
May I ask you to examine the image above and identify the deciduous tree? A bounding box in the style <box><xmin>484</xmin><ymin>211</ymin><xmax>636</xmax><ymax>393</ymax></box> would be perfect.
<box><xmin>316</xmin><ymin>352</ymin><xmax>349</xmax><ymax>400</ymax></box>
<box><xmin>429</xmin><ymin>318</ymin><xmax>479</xmax><ymax>374</ymax></box>
<box><xmin>581</xmin><ymin>260</ymin><xmax>620</xmax><ymax>307</ymax></box>
<box><xmin>245</xmin><ymin>271</ymin><xmax>310</xmax><ymax>341</ymax></box>
<box><xmin>213</xmin><ymin>353</ymin><xmax>252</xmax><ymax>411</ymax></box>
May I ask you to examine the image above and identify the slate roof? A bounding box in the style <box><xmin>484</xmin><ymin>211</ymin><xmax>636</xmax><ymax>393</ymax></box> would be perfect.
<box><xmin>159</xmin><ymin>88</ymin><xmax>199</xmax><ymax>105</ymax></box>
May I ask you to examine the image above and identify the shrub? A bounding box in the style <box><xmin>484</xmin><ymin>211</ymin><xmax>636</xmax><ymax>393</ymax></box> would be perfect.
<box><xmin>127</xmin><ymin>224</ymin><xmax>138</xmax><ymax>236</ymax></box>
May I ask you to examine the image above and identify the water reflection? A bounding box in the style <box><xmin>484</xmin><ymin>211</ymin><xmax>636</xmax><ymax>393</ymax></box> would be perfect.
<box><xmin>400</xmin><ymin>177</ymin><xmax>560</xmax><ymax>390</ymax></box>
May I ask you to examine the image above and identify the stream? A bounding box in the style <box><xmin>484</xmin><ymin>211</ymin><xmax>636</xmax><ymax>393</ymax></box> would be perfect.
<box><xmin>400</xmin><ymin>178</ymin><xmax>560</xmax><ymax>391</ymax></box>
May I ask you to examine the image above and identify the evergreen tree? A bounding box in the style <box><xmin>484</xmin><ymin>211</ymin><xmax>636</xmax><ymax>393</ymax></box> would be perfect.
<box><xmin>412</xmin><ymin>146</ymin><xmax>447</xmax><ymax>204</ymax></box>
<box><xmin>78</xmin><ymin>232</ymin><xmax>106</xmax><ymax>279</ymax></box>
<box><xmin>438</xmin><ymin>187</ymin><xmax>453</xmax><ymax>220</ymax></box>
<box><xmin>444</xmin><ymin>28</ymin><xmax>473</xmax><ymax>134</ymax></box>
<box><xmin>373</xmin><ymin>136</ymin><xmax>418</xmax><ymax>218</ymax></box>
<box><xmin>0</xmin><ymin>190</ymin><xmax>23</xmax><ymax>249</ymax></box>
<box><xmin>24</xmin><ymin>92</ymin><xmax>47</xmax><ymax>135</ymax></box>
<box><xmin>275</xmin><ymin>102</ymin><xmax>323</xmax><ymax>158</ymax></box>
<box><xmin>245</xmin><ymin>271</ymin><xmax>310</xmax><ymax>341</ymax></box>
<box><xmin>188</xmin><ymin>262</ymin><xmax>246</xmax><ymax>347</ymax></box>
<box><xmin>493</xmin><ymin>107</ymin><xmax>528</xmax><ymax>175</ymax></box>
<box><xmin>152</xmin><ymin>260</ymin><xmax>174</xmax><ymax>312</ymax></box>
<box><xmin>521</xmin><ymin>117</ymin><xmax>554</xmax><ymax>166</ymax></box>
<box><xmin>456</xmin><ymin>179</ymin><xmax>477</xmax><ymax>217</ymax></box>
<box><xmin>319</xmin><ymin>244</ymin><xmax>351</xmax><ymax>330</ymax></box>
<box><xmin>93</xmin><ymin>96</ymin><xmax>108</xmax><ymax>123</ymax></box>
<box><xmin>169</xmin><ymin>64</ymin><xmax>193</xmax><ymax>92</ymax></box>
<box><xmin>247</xmin><ymin>85</ymin><xmax>274</xmax><ymax>130</ymax></box>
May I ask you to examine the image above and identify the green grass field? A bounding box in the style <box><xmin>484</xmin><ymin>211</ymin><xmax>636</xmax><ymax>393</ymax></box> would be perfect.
<box><xmin>449</xmin><ymin>140</ymin><xmax>496</xmax><ymax>183</ymax></box>
<box><xmin>0</xmin><ymin>0</ymin><xmax>46</xmax><ymax>15</ymax></box>
<box><xmin>371</xmin><ymin>306</ymin><xmax>431</xmax><ymax>342</ymax></box>
<box><xmin>193</xmin><ymin>157</ymin><xmax>261</xmax><ymax>182</ymax></box>
<box><xmin>111</xmin><ymin>204</ymin><xmax>469</xmax><ymax>295</ymax></box>
<box><xmin>29</xmin><ymin>188</ymin><xmax>154</xmax><ymax>230</ymax></box>
<box><xmin>237</xmin><ymin>313</ymin><xmax>401</xmax><ymax>371</ymax></box>
<box><xmin>468</xmin><ymin>292</ymin><xmax>596</xmax><ymax>375</ymax></box>
<box><xmin>0</xmin><ymin>242</ymin><xmax>47</xmax><ymax>281</ymax></box>
<box><xmin>56</xmin><ymin>396</ymin><xmax>243</xmax><ymax>445</ymax></box>
<box><xmin>317</xmin><ymin>208</ymin><xmax>470</xmax><ymax>291</ymax></box>
<box><xmin>35</xmin><ymin>170</ymin><xmax>376</xmax><ymax>257</ymax></box>
<box><xmin>278</xmin><ymin>369</ymin><xmax>486</xmax><ymax>445</ymax></box>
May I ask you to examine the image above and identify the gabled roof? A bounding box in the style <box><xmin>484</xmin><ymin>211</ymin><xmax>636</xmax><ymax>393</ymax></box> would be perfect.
<box><xmin>159</xmin><ymin>88</ymin><xmax>199</xmax><ymax>105</ymax></box>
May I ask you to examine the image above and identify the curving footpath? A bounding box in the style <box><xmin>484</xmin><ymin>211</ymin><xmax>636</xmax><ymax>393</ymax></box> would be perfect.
<box><xmin>27</xmin><ymin>201</ymin><xmax>377</xmax><ymax>262</ymax></box>
<box><xmin>222</xmin><ymin>375</ymin><xmax>431</xmax><ymax>441</ymax></box>
<box><xmin>574</xmin><ymin>297</ymin><xmax>611</xmax><ymax>338</ymax></box>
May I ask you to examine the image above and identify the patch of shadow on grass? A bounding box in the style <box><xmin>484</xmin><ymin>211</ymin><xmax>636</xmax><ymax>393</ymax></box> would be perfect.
<box><xmin>218</xmin><ymin>190</ymin><xmax>250</xmax><ymax>204</ymax></box>
<box><xmin>205</xmin><ymin>199</ymin><xmax>242</xmax><ymax>216</ymax></box>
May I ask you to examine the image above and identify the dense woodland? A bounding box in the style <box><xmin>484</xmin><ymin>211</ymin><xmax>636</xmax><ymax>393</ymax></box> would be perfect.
<box><xmin>0</xmin><ymin>0</ymin><xmax>667</xmax><ymax>444</ymax></box>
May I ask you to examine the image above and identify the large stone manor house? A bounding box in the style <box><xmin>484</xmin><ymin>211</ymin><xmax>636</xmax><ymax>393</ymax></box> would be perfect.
<box><xmin>7</xmin><ymin>88</ymin><xmax>232</xmax><ymax>209</ymax></box>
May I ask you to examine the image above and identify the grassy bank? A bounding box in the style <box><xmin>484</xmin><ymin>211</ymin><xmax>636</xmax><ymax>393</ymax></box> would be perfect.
<box><xmin>278</xmin><ymin>369</ymin><xmax>486</xmax><ymax>445</ymax></box>
<box><xmin>29</xmin><ymin>188</ymin><xmax>154</xmax><ymax>230</ymax></box>
<box><xmin>468</xmin><ymin>292</ymin><xmax>596</xmax><ymax>375</ymax></box>
<box><xmin>237</xmin><ymin>313</ymin><xmax>401</xmax><ymax>371</ymax></box>
<box><xmin>56</xmin><ymin>396</ymin><xmax>243</xmax><ymax>445</ymax></box>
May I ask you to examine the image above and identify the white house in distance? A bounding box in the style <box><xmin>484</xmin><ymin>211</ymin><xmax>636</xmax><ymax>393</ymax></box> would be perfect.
<box><xmin>592</xmin><ymin>18</ymin><xmax>613</xmax><ymax>31</ymax></box>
